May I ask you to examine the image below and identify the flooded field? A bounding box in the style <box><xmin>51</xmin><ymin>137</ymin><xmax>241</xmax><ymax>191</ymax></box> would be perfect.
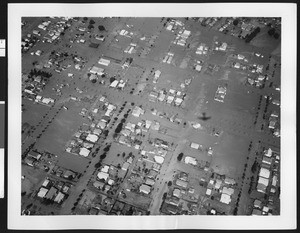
<box><xmin>21</xmin><ymin>16</ymin><xmax>281</xmax><ymax>217</ymax></box>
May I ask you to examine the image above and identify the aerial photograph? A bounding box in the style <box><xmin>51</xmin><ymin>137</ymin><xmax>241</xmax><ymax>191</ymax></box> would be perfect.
<box><xmin>21</xmin><ymin>17</ymin><xmax>281</xmax><ymax>216</ymax></box>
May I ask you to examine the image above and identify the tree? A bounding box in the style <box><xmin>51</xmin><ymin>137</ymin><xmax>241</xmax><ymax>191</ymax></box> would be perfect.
<box><xmin>89</xmin><ymin>19</ymin><xmax>95</xmax><ymax>24</ymax></box>
<box><xmin>177</xmin><ymin>153</ymin><xmax>184</xmax><ymax>161</ymax></box>
<box><xmin>268</xmin><ymin>28</ymin><xmax>276</xmax><ymax>36</ymax></box>
<box><xmin>233</xmin><ymin>19</ymin><xmax>239</xmax><ymax>26</ymax></box>
<box><xmin>167</xmin><ymin>181</ymin><xmax>172</xmax><ymax>186</ymax></box>
<box><xmin>100</xmin><ymin>153</ymin><xmax>107</xmax><ymax>160</ymax></box>
<box><xmin>83</xmin><ymin>17</ymin><xmax>88</xmax><ymax>21</ymax></box>
<box><xmin>88</xmin><ymin>24</ymin><xmax>94</xmax><ymax>30</ymax></box>
<box><xmin>94</xmin><ymin>162</ymin><xmax>101</xmax><ymax>169</ymax></box>
<box><xmin>273</xmin><ymin>32</ymin><xmax>280</xmax><ymax>39</ymax></box>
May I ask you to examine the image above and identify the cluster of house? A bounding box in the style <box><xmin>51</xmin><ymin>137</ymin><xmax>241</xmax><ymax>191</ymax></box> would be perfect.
<box><xmin>88</xmin><ymin>57</ymin><xmax>111</xmax><ymax>81</ymax></box>
<box><xmin>196</xmin><ymin>43</ymin><xmax>209</xmax><ymax>55</ymax></box>
<box><xmin>162</xmin><ymin>172</ymin><xmax>200</xmax><ymax>214</ymax></box>
<box><xmin>268</xmin><ymin>111</ymin><xmax>280</xmax><ymax>137</ymax></box>
<box><xmin>148</xmin><ymin>87</ymin><xmax>186</xmax><ymax>107</ymax></box>
<box><xmin>214</xmin><ymin>85</ymin><xmax>227</xmax><ymax>103</ymax></box>
<box><xmin>24</xmin><ymin>151</ymin><xmax>43</xmax><ymax>167</ymax></box>
<box><xmin>21</xmin><ymin>33</ymin><xmax>40</xmax><ymax>53</ymax></box>
<box><xmin>199</xmin><ymin>17</ymin><xmax>220</xmax><ymax>28</ymax></box>
<box><xmin>165</xmin><ymin>19</ymin><xmax>184</xmax><ymax>32</ymax></box>
<box><xmin>247</xmin><ymin>74</ymin><xmax>267</xmax><ymax>88</ymax></box>
<box><xmin>36</xmin><ymin>177</ymin><xmax>71</xmax><ymax>205</ymax></box>
<box><xmin>162</xmin><ymin>52</ymin><xmax>174</xmax><ymax>64</ymax></box>
<box><xmin>43</xmin><ymin>18</ymin><xmax>71</xmax><ymax>43</ymax></box>
<box><xmin>256</xmin><ymin>148</ymin><xmax>280</xmax><ymax>195</ymax></box>
<box><xmin>119</xmin><ymin>29</ymin><xmax>134</xmax><ymax>38</ymax></box>
<box><xmin>34</xmin><ymin>95</ymin><xmax>55</xmax><ymax>106</ymax></box>
<box><xmin>251</xmin><ymin>199</ymin><xmax>273</xmax><ymax>216</ymax></box>
<box><xmin>173</xmin><ymin>29</ymin><xmax>191</xmax><ymax>47</ymax></box>
<box><xmin>124</xmin><ymin>43</ymin><xmax>137</xmax><ymax>54</ymax></box>
<box><xmin>214</xmin><ymin>42</ymin><xmax>228</xmax><ymax>51</ymax></box>
<box><xmin>93</xmin><ymin>159</ymin><xmax>133</xmax><ymax>193</ymax></box>
<box><xmin>23</xmin><ymin>75</ymin><xmax>49</xmax><ymax>101</ymax></box>
<box><xmin>46</xmin><ymin>50</ymin><xmax>87</xmax><ymax>73</ymax></box>
<box><xmin>205</xmin><ymin>177</ymin><xmax>236</xmax><ymax>205</ymax></box>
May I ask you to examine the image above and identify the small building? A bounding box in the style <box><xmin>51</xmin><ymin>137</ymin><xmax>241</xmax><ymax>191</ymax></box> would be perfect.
<box><xmin>42</xmin><ymin>179</ymin><xmax>50</xmax><ymax>188</ymax></box>
<box><xmin>139</xmin><ymin>184</ymin><xmax>151</xmax><ymax>194</ymax></box>
<box><xmin>90</xmin><ymin>66</ymin><xmax>104</xmax><ymax>76</ymax></box>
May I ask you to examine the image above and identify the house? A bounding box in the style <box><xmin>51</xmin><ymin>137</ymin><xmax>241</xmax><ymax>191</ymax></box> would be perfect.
<box><xmin>257</xmin><ymin>182</ymin><xmax>267</xmax><ymax>193</ymax></box>
<box><xmin>224</xmin><ymin>177</ymin><xmax>236</xmax><ymax>185</ymax></box>
<box><xmin>262</xmin><ymin>156</ymin><xmax>272</xmax><ymax>165</ymax></box>
<box><xmin>122</xmin><ymin>162</ymin><xmax>130</xmax><ymax>171</ymax></box>
<box><xmin>98</xmin><ymin>58</ymin><xmax>111</xmax><ymax>66</ymax></box>
<box><xmin>219</xmin><ymin>42</ymin><xmax>227</xmax><ymax>51</ymax></box>
<box><xmin>86</xmin><ymin>134</ymin><xmax>98</xmax><ymax>143</ymax></box>
<box><xmin>37</xmin><ymin>187</ymin><xmax>49</xmax><ymax>198</ymax></box>
<box><xmin>184</xmin><ymin>156</ymin><xmax>197</xmax><ymax>166</ymax></box>
<box><xmin>206</xmin><ymin>188</ymin><xmax>212</xmax><ymax>196</ymax></box>
<box><xmin>254</xmin><ymin>199</ymin><xmax>262</xmax><ymax>209</ymax></box>
<box><xmin>264</xmin><ymin>148</ymin><xmax>273</xmax><ymax>157</ymax></box>
<box><xmin>132</xmin><ymin>106</ymin><xmax>144</xmax><ymax>118</ymax></box>
<box><xmin>259</xmin><ymin>167</ymin><xmax>270</xmax><ymax>179</ymax></box>
<box><xmin>45</xmin><ymin>186</ymin><xmax>58</xmax><ymax>200</ymax></box>
<box><xmin>145</xmin><ymin>178</ymin><xmax>155</xmax><ymax>186</ymax></box>
<box><xmin>28</xmin><ymin>151</ymin><xmax>42</xmax><ymax>160</ymax></box>
<box><xmin>154</xmin><ymin>155</ymin><xmax>164</xmax><ymax>164</ymax></box>
<box><xmin>139</xmin><ymin>184</ymin><xmax>151</xmax><ymax>194</ymax></box>
<box><xmin>90</xmin><ymin>66</ymin><xmax>104</xmax><ymax>76</ymax></box>
<box><xmin>42</xmin><ymin>179</ymin><xmax>50</xmax><ymax>188</ymax></box>
<box><xmin>79</xmin><ymin>147</ymin><xmax>90</xmax><ymax>157</ymax></box>
<box><xmin>93</xmin><ymin>180</ymin><xmax>105</xmax><ymax>190</ymax></box>
<box><xmin>190</xmin><ymin>142</ymin><xmax>200</xmax><ymax>150</ymax></box>
<box><xmin>252</xmin><ymin>209</ymin><xmax>262</xmax><ymax>215</ymax></box>
<box><xmin>165</xmin><ymin>204</ymin><xmax>178</xmax><ymax>215</ymax></box>
<box><xmin>168</xmin><ymin>196</ymin><xmax>180</xmax><ymax>206</ymax></box>
<box><xmin>220</xmin><ymin>193</ymin><xmax>231</xmax><ymax>204</ymax></box>
<box><xmin>63</xmin><ymin>170</ymin><xmax>76</xmax><ymax>180</ymax></box>
<box><xmin>110</xmin><ymin>80</ymin><xmax>119</xmax><ymax>88</ymax></box>
<box><xmin>54</xmin><ymin>192</ymin><xmax>65</xmax><ymax>203</ymax></box>
<box><xmin>173</xmin><ymin>188</ymin><xmax>181</xmax><ymax>198</ymax></box>
<box><xmin>24</xmin><ymin>156</ymin><xmax>36</xmax><ymax>167</ymax></box>
<box><xmin>97</xmin><ymin>171</ymin><xmax>109</xmax><ymax>182</ymax></box>
<box><xmin>272</xmin><ymin>176</ymin><xmax>278</xmax><ymax>187</ymax></box>
<box><xmin>97</xmin><ymin>120</ymin><xmax>107</xmax><ymax>130</ymax></box>
<box><xmin>175</xmin><ymin>179</ymin><xmax>188</xmax><ymax>188</ymax></box>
